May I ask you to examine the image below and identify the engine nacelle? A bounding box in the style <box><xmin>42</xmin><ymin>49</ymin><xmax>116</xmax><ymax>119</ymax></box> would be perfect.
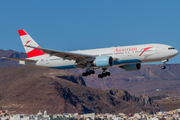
<box><xmin>121</xmin><ymin>63</ymin><xmax>141</xmax><ymax>71</ymax></box>
<box><xmin>93</xmin><ymin>56</ymin><xmax>113</xmax><ymax>68</ymax></box>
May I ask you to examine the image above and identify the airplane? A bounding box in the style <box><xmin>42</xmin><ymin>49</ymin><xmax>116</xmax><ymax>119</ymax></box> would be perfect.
<box><xmin>2</xmin><ymin>29</ymin><xmax>179</xmax><ymax>78</ymax></box>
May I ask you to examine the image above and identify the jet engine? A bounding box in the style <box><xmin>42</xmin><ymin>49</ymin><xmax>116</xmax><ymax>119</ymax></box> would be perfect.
<box><xmin>120</xmin><ymin>63</ymin><xmax>141</xmax><ymax>71</ymax></box>
<box><xmin>93</xmin><ymin>56</ymin><xmax>113</xmax><ymax>68</ymax></box>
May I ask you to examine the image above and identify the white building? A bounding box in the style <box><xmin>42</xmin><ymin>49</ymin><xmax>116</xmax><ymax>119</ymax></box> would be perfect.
<box><xmin>83</xmin><ymin>113</ymin><xmax>95</xmax><ymax>120</ymax></box>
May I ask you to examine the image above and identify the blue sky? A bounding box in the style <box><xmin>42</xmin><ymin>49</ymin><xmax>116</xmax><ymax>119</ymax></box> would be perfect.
<box><xmin>0</xmin><ymin>1</ymin><xmax>179</xmax><ymax>64</ymax></box>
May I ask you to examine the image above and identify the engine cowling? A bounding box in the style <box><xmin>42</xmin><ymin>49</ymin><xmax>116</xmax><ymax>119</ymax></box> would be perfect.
<box><xmin>121</xmin><ymin>63</ymin><xmax>141</xmax><ymax>71</ymax></box>
<box><xmin>93</xmin><ymin>56</ymin><xmax>113</xmax><ymax>68</ymax></box>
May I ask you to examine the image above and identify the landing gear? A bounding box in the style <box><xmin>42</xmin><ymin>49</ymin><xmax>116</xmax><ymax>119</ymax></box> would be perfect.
<box><xmin>98</xmin><ymin>68</ymin><xmax>111</xmax><ymax>78</ymax></box>
<box><xmin>161</xmin><ymin>59</ymin><xmax>168</xmax><ymax>70</ymax></box>
<box><xmin>82</xmin><ymin>68</ymin><xmax>111</xmax><ymax>78</ymax></box>
<box><xmin>82</xmin><ymin>69</ymin><xmax>95</xmax><ymax>77</ymax></box>
<box><xmin>161</xmin><ymin>66</ymin><xmax>166</xmax><ymax>69</ymax></box>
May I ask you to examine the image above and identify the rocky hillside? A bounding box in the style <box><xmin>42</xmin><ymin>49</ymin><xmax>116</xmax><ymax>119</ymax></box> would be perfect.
<box><xmin>0</xmin><ymin>49</ymin><xmax>180</xmax><ymax>97</ymax></box>
<box><xmin>70</xmin><ymin>64</ymin><xmax>180</xmax><ymax>96</ymax></box>
<box><xmin>0</xmin><ymin>66</ymin><xmax>160</xmax><ymax>114</ymax></box>
<box><xmin>0</xmin><ymin>49</ymin><xmax>26</xmax><ymax>68</ymax></box>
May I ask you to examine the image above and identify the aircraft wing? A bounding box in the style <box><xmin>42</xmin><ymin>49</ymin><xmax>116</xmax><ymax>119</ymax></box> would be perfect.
<box><xmin>25</xmin><ymin>45</ymin><xmax>96</xmax><ymax>61</ymax></box>
<box><xmin>2</xmin><ymin>57</ymin><xmax>37</xmax><ymax>62</ymax></box>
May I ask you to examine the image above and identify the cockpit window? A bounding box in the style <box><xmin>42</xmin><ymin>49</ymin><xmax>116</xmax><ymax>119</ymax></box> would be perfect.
<box><xmin>168</xmin><ymin>47</ymin><xmax>175</xmax><ymax>50</ymax></box>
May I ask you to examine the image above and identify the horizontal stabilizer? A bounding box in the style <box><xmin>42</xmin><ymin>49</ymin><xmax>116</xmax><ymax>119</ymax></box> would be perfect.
<box><xmin>1</xmin><ymin>57</ymin><xmax>37</xmax><ymax>62</ymax></box>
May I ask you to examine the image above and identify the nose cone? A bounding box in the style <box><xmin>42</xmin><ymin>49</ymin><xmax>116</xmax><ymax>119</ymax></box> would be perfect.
<box><xmin>175</xmin><ymin>49</ymin><xmax>179</xmax><ymax>56</ymax></box>
<box><xmin>169</xmin><ymin>49</ymin><xmax>179</xmax><ymax>58</ymax></box>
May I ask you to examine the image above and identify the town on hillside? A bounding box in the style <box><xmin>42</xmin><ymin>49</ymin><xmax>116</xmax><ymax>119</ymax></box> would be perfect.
<box><xmin>1</xmin><ymin>109</ymin><xmax>180</xmax><ymax>120</ymax></box>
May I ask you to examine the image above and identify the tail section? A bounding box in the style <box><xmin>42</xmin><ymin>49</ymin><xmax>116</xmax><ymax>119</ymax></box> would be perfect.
<box><xmin>18</xmin><ymin>29</ymin><xmax>46</xmax><ymax>58</ymax></box>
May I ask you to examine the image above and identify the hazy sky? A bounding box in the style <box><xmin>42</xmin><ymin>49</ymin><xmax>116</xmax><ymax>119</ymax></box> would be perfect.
<box><xmin>0</xmin><ymin>1</ymin><xmax>179</xmax><ymax>64</ymax></box>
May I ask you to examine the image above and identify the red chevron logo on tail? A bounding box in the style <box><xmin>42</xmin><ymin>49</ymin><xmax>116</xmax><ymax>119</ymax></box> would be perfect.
<box><xmin>25</xmin><ymin>40</ymin><xmax>31</xmax><ymax>46</ymax></box>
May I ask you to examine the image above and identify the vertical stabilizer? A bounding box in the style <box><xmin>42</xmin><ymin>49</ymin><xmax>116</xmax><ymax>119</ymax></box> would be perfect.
<box><xmin>18</xmin><ymin>29</ymin><xmax>46</xmax><ymax>58</ymax></box>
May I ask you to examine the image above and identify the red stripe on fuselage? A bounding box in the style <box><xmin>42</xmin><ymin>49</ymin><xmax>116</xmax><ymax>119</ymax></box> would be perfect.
<box><xmin>139</xmin><ymin>47</ymin><xmax>153</xmax><ymax>56</ymax></box>
<box><xmin>18</xmin><ymin>29</ymin><xmax>28</xmax><ymax>36</ymax></box>
<box><xmin>26</xmin><ymin>46</ymin><xmax>46</xmax><ymax>58</ymax></box>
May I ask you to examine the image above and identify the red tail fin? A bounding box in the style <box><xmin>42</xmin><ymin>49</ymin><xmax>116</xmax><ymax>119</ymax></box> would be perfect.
<box><xmin>18</xmin><ymin>29</ymin><xmax>46</xmax><ymax>58</ymax></box>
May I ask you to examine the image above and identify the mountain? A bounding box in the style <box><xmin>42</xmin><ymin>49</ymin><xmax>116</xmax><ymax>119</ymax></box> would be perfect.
<box><xmin>0</xmin><ymin>49</ymin><xmax>26</xmax><ymax>68</ymax></box>
<box><xmin>70</xmin><ymin>64</ymin><xmax>180</xmax><ymax>97</ymax></box>
<box><xmin>0</xmin><ymin>66</ymin><xmax>159</xmax><ymax>114</ymax></box>
<box><xmin>1</xmin><ymin>49</ymin><xmax>180</xmax><ymax>97</ymax></box>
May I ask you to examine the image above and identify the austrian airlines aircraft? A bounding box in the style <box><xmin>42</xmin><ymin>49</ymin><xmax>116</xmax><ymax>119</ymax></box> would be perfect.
<box><xmin>3</xmin><ymin>30</ymin><xmax>179</xmax><ymax>78</ymax></box>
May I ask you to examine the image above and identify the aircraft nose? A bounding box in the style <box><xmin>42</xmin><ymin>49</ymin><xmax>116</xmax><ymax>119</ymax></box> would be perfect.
<box><xmin>170</xmin><ymin>49</ymin><xmax>179</xmax><ymax>57</ymax></box>
<box><xmin>168</xmin><ymin>48</ymin><xmax>179</xmax><ymax>58</ymax></box>
<box><xmin>175</xmin><ymin>49</ymin><xmax>179</xmax><ymax>56</ymax></box>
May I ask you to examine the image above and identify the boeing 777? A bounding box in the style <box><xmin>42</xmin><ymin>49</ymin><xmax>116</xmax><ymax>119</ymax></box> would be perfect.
<box><xmin>2</xmin><ymin>29</ymin><xmax>179</xmax><ymax>78</ymax></box>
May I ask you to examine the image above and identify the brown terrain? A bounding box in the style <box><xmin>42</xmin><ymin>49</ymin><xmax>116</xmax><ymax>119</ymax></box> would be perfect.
<box><xmin>0</xmin><ymin>49</ymin><xmax>180</xmax><ymax>113</ymax></box>
<box><xmin>0</xmin><ymin>49</ymin><xmax>26</xmax><ymax>68</ymax></box>
<box><xmin>70</xmin><ymin>64</ymin><xmax>180</xmax><ymax>97</ymax></box>
<box><xmin>1</xmin><ymin>49</ymin><xmax>180</xmax><ymax>97</ymax></box>
<box><xmin>0</xmin><ymin>66</ymin><xmax>159</xmax><ymax>114</ymax></box>
<box><xmin>154</xmin><ymin>99</ymin><xmax>180</xmax><ymax>111</ymax></box>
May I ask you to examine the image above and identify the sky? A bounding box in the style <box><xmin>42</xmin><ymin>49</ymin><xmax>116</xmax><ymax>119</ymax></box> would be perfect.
<box><xmin>0</xmin><ymin>1</ymin><xmax>180</xmax><ymax>64</ymax></box>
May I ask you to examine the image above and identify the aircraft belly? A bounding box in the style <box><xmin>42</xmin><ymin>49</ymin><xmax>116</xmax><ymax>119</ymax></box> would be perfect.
<box><xmin>36</xmin><ymin>59</ymin><xmax>77</xmax><ymax>69</ymax></box>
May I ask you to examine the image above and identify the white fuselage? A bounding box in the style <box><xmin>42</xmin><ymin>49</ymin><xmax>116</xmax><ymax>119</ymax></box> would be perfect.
<box><xmin>21</xmin><ymin>43</ymin><xmax>178</xmax><ymax>69</ymax></box>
